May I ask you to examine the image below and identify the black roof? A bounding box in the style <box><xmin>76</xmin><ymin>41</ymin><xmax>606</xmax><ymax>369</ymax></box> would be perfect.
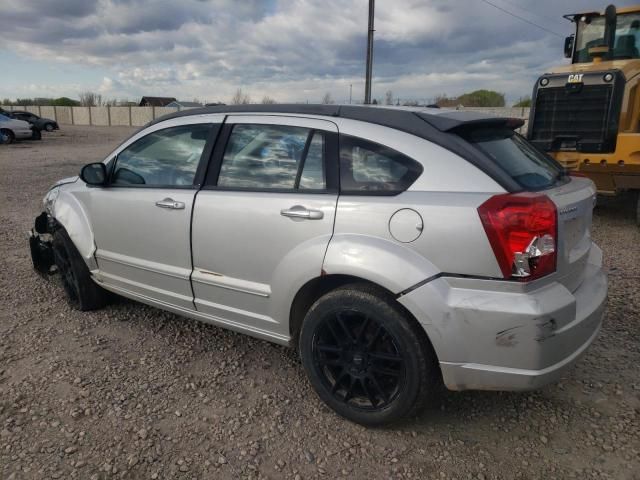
<box><xmin>148</xmin><ymin>104</ymin><xmax>525</xmax><ymax>193</ymax></box>
<box><xmin>149</xmin><ymin>103</ymin><xmax>523</xmax><ymax>134</ymax></box>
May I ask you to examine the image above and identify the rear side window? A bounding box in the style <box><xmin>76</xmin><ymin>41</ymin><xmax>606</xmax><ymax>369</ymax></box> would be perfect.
<box><xmin>460</xmin><ymin>127</ymin><xmax>563</xmax><ymax>190</ymax></box>
<box><xmin>217</xmin><ymin>124</ymin><xmax>327</xmax><ymax>191</ymax></box>
<box><xmin>339</xmin><ymin>135</ymin><xmax>423</xmax><ymax>194</ymax></box>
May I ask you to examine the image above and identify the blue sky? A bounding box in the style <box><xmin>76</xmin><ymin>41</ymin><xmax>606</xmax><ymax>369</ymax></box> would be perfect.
<box><xmin>1</xmin><ymin>0</ymin><xmax>637</xmax><ymax>105</ymax></box>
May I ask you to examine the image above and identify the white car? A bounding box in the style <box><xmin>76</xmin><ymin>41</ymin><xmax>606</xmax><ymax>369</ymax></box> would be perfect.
<box><xmin>29</xmin><ymin>105</ymin><xmax>606</xmax><ymax>425</ymax></box>
<box><xmin>0</xmin><ymin>113</ymin><xmax>36</xmax><ymax>144</ymax></box>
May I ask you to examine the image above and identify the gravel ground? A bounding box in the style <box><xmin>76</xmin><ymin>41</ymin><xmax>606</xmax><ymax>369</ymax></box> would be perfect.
<box><xmin>1</xmin><ymin>126</ymin><xmax>639</xmax><ymax>480</ymax></box>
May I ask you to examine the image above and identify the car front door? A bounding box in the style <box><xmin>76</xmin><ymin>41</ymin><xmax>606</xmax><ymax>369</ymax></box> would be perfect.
<box><xmin>191</xmin><ymin>115</ymin><xmax>339</xmax><ymax>340</ymax></box>
<box><xmin>89</xmin><ymin>117</ymin><xmax>222</xmax><ymax>310</ymax></box>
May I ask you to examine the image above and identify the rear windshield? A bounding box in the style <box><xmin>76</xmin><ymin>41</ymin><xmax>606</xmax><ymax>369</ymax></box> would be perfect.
<box><xmin>459</xmin><ymin>127</ymin><xmax>563</xmax><ymax>190</ymax></box>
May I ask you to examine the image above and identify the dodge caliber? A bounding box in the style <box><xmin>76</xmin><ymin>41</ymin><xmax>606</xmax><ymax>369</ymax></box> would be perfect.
<box><xmin>29</xmin><ymin>105</ymin><xmax>607</xmax><ymax>425</ymax></box>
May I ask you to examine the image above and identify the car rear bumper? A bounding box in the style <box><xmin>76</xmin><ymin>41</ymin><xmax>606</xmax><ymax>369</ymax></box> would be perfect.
<box><xmin>399</xmin><ymin>243</ymin><xmax>607</xmax><ymax>391</ymax></box>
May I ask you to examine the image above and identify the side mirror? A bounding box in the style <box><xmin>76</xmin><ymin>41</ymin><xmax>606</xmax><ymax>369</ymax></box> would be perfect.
<box><xmin>80</xmin><ymin>162</ymin><xmax>107</xmax><ymax>186</ymax></box>
<box><xmin>564</xmin><ymin>35</ymin><xmax>575</xmax><ymax>58</ymax></box>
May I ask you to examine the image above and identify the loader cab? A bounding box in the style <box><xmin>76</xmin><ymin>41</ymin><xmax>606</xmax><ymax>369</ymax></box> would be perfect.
<box><xmin>565</xmin><ymin>7</ymin><xmax>640</xmax><ymax>63</ymax></box>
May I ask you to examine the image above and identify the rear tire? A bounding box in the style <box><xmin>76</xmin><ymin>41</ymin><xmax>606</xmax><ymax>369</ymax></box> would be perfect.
<box><xmin>31</xmin><ymin>129</ymin><xmax>42</xmax><ymax>140</ymax></box>
<box><xmin>52</xmin><ymin>229</ymin><xmax>108</xmax><ymax>311</ymax></box>
<box><xmin>299</xmin><ymin>284</ymin><xmax>440</xmax><ymax>426</ymax></box>
<box><xmin>0</xmin><ymin>129</ymin><xmax>14</xmax><ymax>144</ymax></box>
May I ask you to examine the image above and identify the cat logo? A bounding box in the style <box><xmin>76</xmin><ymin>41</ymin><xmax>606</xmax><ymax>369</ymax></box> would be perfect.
<box><xmin>568</xmin><ymin>74</ymin><xmax>584</xmax><ymax>83</ymax></box>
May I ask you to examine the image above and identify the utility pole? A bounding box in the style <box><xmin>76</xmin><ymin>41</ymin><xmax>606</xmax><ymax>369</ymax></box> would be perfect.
<box><xmin>349</xmin><ymin>84</ymin><xmax>353</xmax><ymax>104</ymax></box>
<box><xmin>364</xmin><ymin>0</ymin><xmax>375</xmax><ymax>104</ymax></box>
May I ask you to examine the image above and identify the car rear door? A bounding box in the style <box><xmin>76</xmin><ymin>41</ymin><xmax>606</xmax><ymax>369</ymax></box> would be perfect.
<box><xmin>89</xmin><ymin>116</ymin><xmax>223</xmax><ymax>309</ymax></box>
<box><xmin>191</xmin><ymin>115</ymin><xmax>339</xmax><ymax>339</ymax></box>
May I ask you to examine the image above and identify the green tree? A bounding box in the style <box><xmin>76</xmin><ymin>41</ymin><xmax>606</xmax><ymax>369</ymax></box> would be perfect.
<box><xmin>456</xmin><ymin>90</ymin><xmax>505</xmax><ymax>107</ymax></box>
<box><xmin>52</xmin><ymin>97</ymin><xmax>80</xmax><ymax>106</ymax></box>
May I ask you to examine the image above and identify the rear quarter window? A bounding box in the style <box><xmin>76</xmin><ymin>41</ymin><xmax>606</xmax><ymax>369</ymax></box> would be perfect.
<box><xmin>339</xmin><ymin>134</ymin><xmax>423</xmax><ymax>195</ymax></box>
<box><xmin>458</xmin><ymin>127</ymin><xmax>563</xmax><ymax>191</ymax></box>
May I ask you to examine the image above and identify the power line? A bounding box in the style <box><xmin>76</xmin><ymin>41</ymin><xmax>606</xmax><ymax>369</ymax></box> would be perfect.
<box><xmin>478</xmin><ymin>0</ymin><xmax>564</xmax><ymax>38</ymax></box>
<box><xmin>494</xmin><ymin>0</ymin><xmax>564</xmax><ymax>25</ymax></box>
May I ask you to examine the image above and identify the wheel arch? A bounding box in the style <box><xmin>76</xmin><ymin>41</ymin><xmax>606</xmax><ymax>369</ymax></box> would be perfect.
<box><xmin>288</xmin><ymin>274</ymin><xmax>440</xmax><ymax>366</ymax></box>
<box><xmin>50</xmin><ymin>189</ymin><xmax>97</xmax><ymax>270</ymax></box>
<box><xmin>322</xmin><ymin>233</ymin><xmax>441</xmax><ymax>295</ymax></box>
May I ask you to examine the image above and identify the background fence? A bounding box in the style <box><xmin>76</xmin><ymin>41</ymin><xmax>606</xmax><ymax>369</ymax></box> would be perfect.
<box><xmin>3</xmin><ymin>105</ymin><xmax>531</xmax><ymax>132</ymax></box>
<box><xmin>2</xmin><ymin>105</ymin><xmax>201</xmax><ymax>127</ymax></box>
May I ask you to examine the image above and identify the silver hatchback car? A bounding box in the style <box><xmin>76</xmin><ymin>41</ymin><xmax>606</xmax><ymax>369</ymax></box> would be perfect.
<box><xmin>29</xmin><ymin>105</ymin><xmax>607</xmax><ymax>425</ymax></box>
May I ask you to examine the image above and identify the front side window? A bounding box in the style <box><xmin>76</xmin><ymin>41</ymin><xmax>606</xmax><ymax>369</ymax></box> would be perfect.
<box><xmin>217</xmin><ymin>124</ymin><xmax>326</xmax><ymax>190</ymax></box>
<box><xmin>339</xmin><ymin>135</ymin><xmax>423</xmax><ymax>194</ymax></box>
<box><xmin>112</xmin><ymin>124</ymin><xmax>212</xmax><ymax>186</ymax></box>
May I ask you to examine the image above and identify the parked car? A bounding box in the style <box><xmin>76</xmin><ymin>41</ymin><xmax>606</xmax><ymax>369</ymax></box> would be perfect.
<box><xmin>8</xmin><ymin>110</ymin><xmax>59</xmax><ymax>132</ymax></box>
<box><xmin>28</xmin><ymin>105</ymin><xmax>607</xmax><ymax>425</ymax></box>
<box><xmin>0</xmin><ymin>113</ymin><xmax>39</xmax><ymax>143</ymax></box>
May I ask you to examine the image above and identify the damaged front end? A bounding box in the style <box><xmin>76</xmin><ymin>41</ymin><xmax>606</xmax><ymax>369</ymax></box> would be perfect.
<box><xmin>28</xmin><ymin>212</ymin><xmax>56</xmax><ymax>275</ymax></box>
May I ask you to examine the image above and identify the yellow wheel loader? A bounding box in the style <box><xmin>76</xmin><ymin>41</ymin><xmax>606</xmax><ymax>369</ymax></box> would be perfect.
<box><xmin>528</xmin><ymin>5</ymin><xmax>640</xmax><ymax>224</ymax></box>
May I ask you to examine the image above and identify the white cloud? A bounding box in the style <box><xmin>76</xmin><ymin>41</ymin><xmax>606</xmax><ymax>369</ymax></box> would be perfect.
<box><xmin>1</xmin><ymin>0</ymin><xmax>636</xmax><ymax>103</ymax></box>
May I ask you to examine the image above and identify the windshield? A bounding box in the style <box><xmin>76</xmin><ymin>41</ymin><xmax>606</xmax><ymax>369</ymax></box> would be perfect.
<box><xmin>575</xmin><ymin>13</ymin><xmax>640</xmax><ymax>62</ymax></box>
<box><xmin>0</xmin><ymin>114</ymin><xmax>9</xmax><ymax>123</ymax></box>
<box><xmin>459</xmin><ymin>127</ymin><xmax>564</xmax><ymax>190</ymax></box>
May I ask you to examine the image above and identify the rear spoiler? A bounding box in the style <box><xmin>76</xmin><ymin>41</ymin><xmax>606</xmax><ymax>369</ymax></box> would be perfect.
<box><xmin>417</xmin><ymin>111</ymin><xmax>525</xmax><ymax>132</ymax></box>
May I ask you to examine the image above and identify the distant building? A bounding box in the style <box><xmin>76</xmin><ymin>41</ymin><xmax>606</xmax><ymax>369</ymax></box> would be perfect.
<box><xmin>165</xmin><ymin>100</ymin><xmax>203</xmax><ymax>109</ymax></box>
<box><xmin>139</xmin><ymin>96</ymin><xmax>177</xmax><ymax>107</ymax></box>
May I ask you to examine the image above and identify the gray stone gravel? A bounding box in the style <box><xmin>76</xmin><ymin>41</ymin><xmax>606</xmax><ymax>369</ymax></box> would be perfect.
<box><xmin>0</xmin><ymin>126</ymin><xmax>639</xmax><ymax>479</ymax></box>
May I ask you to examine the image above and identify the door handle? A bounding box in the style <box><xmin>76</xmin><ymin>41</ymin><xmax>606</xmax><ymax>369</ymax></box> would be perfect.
<box><xmin>280</xmin><ymin>205</ymin><xmax>324</xmax><ymax>220</ymax></box>
<box><xmin>155</xmin><ymin>198</ymin><xmax>185</xmax><ymax>210</ymax></box>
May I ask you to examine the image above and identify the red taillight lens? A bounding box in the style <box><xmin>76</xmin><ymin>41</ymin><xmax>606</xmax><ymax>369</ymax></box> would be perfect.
<box><xmin>478</xmin><ymin>193</ymin><xmax>557</xmax><ymax>281</ymax></box>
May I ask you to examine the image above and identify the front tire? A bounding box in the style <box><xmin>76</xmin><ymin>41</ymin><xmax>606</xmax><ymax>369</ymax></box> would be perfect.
<box><xmin>299</xmin><ymin>284</ymin><xmax>440</xmax><ymax>426</ymax></box>
<box><xmin>45</xmin><ymin>123</ymin><xmax>54</xmax><ymax>132</ymax></box>
<box><xmin>52</xmin><ymin>229</ymin><xmax>108</xmax><ymax>311</ymax></box>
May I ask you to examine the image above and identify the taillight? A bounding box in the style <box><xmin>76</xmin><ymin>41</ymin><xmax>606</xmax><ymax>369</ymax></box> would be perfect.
<box><xmin>478</xmin><ymin>193</ymin><xmax>557</xmax><ymax>281</ymax></box>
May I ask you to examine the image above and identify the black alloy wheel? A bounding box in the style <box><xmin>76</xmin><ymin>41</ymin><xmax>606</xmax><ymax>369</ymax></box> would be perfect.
<box><xmin>312</xmin><ymin>309</ymin><xmax>406</xmax><ymax>410</ymax></box>
<box><xmin>299</xmin><ymin>284</ymin><xmax>440</xmax><ymax>426</ymax></box>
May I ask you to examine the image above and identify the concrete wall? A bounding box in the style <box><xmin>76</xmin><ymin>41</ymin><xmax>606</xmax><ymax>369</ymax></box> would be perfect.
<box><xmin>54</xmin><ymin>107</ymin><xmax>73</xmax><ymax>125</ymax></box>
<box><xmin>110</xmin><ymin>107</ymin><xmax>131</xmax><ymax>126</ymax></box>
<box><xmin>72</xmin><ymin>107</ymin><xmax>91</xmax><ymax>125</ymax></box>
<box><xmin>154</xmin><ymin>107</ymin><xmax>179</xmax><ymax>120</ymax></box>
<box><xmin>90</xmin><ymin>107</ymin><xmax>109</xmax><ymax>126</ymax></box>
<box><xmin>40</xmin><ymin>106</ymin><xmax>56</xmax><ymax>120</ymax></box>
<box><xmin>131</xmin><ymin>107</ymin><xmax>153</xmax><ymax>126</ymax></box>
